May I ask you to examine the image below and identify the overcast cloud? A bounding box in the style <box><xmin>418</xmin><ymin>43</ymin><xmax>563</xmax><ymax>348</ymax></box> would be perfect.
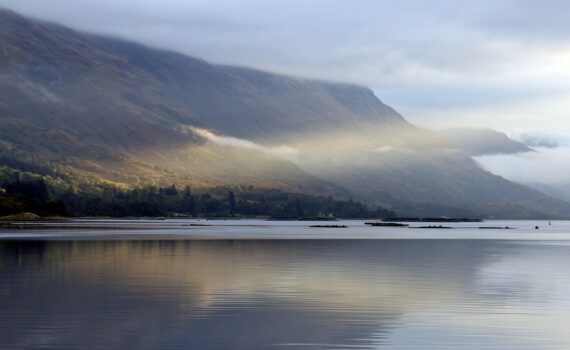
<box><xmin>1</xmin><ymin>0</ymin><xmax>570</xmax><ymax>184</ymax></box>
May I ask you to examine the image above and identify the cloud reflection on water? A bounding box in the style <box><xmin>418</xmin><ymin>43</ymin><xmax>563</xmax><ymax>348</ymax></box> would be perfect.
<box><xmin>1</xmin><ymin>239</ymin><xmax>570</xmax><ymax>349</ymax></box>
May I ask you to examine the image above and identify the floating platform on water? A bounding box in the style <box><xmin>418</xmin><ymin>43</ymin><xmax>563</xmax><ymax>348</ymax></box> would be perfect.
<box><xmin>268</xmin><ymin>217</ymin><xmax>337</xmax><ymax>221</ymax></box>
<box><xmin>383</xmin><ymin>217</ymin><xmax>482</xmax><ymax>223</ymax></box>
<box><xmin>365</xmin><ymin>222</ymin><xmax>409</xmax><ymax>227</ymax></box>
<box><xmin>415</xmin><ymin>225</ymin><xmax>453</xmax><ymax>229</ymax></box>
<box><xmin>478</xmin><ymin>226</ymin><xmax>514</xmax><ymax>230</ymax></box>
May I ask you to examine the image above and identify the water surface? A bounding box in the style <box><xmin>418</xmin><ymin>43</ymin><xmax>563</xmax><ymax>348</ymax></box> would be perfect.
<box><xmin>1</xmin><ymin>221</ymin><xmax>570</xmax><ymax>349</ymax></box>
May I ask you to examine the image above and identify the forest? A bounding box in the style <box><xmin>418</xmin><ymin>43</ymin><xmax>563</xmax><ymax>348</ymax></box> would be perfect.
<box><xmin>0</xmin><ymin>160</ymin><xmax>395</xmax><ymax>219</ymax></box>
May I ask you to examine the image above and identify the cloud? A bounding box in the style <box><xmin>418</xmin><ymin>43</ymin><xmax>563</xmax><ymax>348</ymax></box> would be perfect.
<box><xmin>474</xmin><ymin>128</ymin><xmax>570</xmax><ymax>186</ymax></box>
<box><xmin>2</xmin><ymin>0</ymin><xmax>570</xmax><ymax>132</ymax></box>
<box><xmin>476</xmin><ymin>146</ymin><xmax>570</xmax><ymax>185</ymax></box>
<box><xmin>374</xmin><ymin>146</ymin><xmax>395</xmax><ymax>154</ymax></box>
<box><xmin>518</xmin><ymin>134</ymin><xmax>560</xmax><ymax>149</ymax></box>
<box><xmin>188</xmin><ymin>126</ymin><xmax>298</xmax><ymax>160</ymax></box>
<box><xmin>466</xmin><ymin>0</ymin><xmax>570</xmax><ymax>40</ymax></box>
<box><xmin>191</xmin><ymin>127</ymin><xmax>260</xmax><ymax>150</ymax></box>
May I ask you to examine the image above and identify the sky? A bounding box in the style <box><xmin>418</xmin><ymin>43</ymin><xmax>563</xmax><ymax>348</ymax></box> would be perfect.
<box><xmin>1</xmin><ymin>0</ymin><xmax>570</xmax><ymax>184</ymax></box>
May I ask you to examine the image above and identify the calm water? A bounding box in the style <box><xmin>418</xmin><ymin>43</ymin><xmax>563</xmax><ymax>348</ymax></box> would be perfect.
<box><xmin>2</xmin><ymin>221</ymin><xmax>570</xmax><ymax>349</ymax></box>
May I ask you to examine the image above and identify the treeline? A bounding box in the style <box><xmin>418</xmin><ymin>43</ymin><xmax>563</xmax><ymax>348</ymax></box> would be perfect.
<box><xmin>1</xmin><ymin>176</ymin><xmax>396</xmax><ymax>219</ymax></box>
<box><xmin>60</xmin><ymin>184</ymin><xmax>396</xmax><ymax>218</ymax></box>
<box><xmin>0</xmin><ymin>179</ymin><xmax>67</xmax><ymax>217</ymax></box>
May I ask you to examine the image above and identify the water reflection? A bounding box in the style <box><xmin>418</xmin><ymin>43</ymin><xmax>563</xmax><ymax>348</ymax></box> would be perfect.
<box><xmin>1</xmin><ymin>240</ymin><xmax>569</xmax><ymax>349</ymax></box>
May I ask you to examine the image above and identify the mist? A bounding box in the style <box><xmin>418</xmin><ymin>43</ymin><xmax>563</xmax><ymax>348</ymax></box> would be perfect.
<box><xmin>2</xmin><ymin>0</ymin><xmax>570</xmax><ymax>178</ymax></box>
<box><xmin>476</xmin><ymin>147</ymin><xmax>570</xmax><ymax>185</ymax></box>
<box><xmin>189</xmin><ymin>127</ymin><xmax>299</xmax><ymax>160</ymax></box>
<box><xmin>1</xmin><ymin>0</ymin><xmax>570</xmax><ymax>132</ymax></box>
<box><xmin>1</xmin><ymin>5</ymin><xmax>569</xmax><ymax>218</ymax></box>
<box><xmin>475</xmin><ymin>131</ymin><xmax>570</xmax><ymax>186</ymax></box>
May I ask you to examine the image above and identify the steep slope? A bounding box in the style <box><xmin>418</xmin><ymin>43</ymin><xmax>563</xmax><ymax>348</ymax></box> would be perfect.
<box><xmin>439</xmin><ymin>128</ymin><xmax>533</xmax><ymax>156</ymax></box>
<box><xmin>1</xmin><ymin>9</ymin><xmax>569</xmax><ymax>218</ymax></box>
<box><xmin>0</xmin><ymin>9</ymin><xmax>348</xmax><ymax>196</ymax></box>
<box><xmin>291</xmin><ymin>126</ymin><xmax>570</xmax><ymax>218</ymax></box>
<box><xmin>0</xmin><ymin>8</ymin><xmax>405</xmax><ymax>144</ymax></box>
<box><xmin>525</xmin><ymin>182</ymin><xmax>570</xmax><ymax>204</ymax></box>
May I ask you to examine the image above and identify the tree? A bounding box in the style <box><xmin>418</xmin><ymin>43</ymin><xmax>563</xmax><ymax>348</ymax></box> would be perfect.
<box><xmin>295</xmin><ymin>198</ymin><xmax>304</xmax><ymax>218</ymax></box>
<box><xmin>228</xmin><ymin>191</ymin><xmax>236</xmax><ymax>215</ymax></box>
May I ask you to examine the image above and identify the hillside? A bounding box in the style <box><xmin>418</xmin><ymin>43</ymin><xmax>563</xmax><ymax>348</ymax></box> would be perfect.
<box><xmin>1</xmin><ymin>9</ymin><xmax>570</xmax><ymax>218</ymax></box>
<box><xmin>439</xmin><ymin>128</ymin><xmax>533</xmax><ymax>156</ymax></box>
<box><xmin>525</xmin><ymin>182</ymin><xmax>570</xmax><ymax>204</ymax></box>
<box><xmin>0</xmin><ymin>9</ymin><xmax>351</xmax><ymax>196</ymax></box>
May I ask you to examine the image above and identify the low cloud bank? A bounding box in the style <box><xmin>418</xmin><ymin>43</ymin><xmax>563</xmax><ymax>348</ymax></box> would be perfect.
<box><xmin>517</xmin><ymin>134</ymin><xmax>561</xmax><ymax>149</ymax></box>
<box><xmin>476</xmin><ymin>146</ymin><xmax>570</xmax><ymax>185</ymax></box>
<box><xmin>189</xmin><ymin>127</ymin><xmax>299</xmax><ymax>160</ymax></box>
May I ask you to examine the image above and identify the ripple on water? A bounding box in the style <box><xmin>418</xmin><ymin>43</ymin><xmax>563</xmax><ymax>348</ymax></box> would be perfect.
<box><xmin>0</xmin><ymin>239</ymin><xmax>569</xmax><ymax>349</ymax></box>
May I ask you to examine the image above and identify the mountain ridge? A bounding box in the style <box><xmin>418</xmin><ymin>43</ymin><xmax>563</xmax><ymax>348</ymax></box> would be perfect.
<box><xmin>1</xmin><ymin>9</ymin><xmax>570</xmax><ymax>219</ymax></box>
<box><xmin>439</xmin><ymin>127</ymin><xmax>533</xmax><ymax>156</ymax></box>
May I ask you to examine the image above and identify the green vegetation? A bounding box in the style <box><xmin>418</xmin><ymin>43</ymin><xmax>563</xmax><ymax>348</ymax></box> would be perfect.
<box><xmin>0</xmin><ymin>162</ymin><xmax>395</xmax><ymax>219</ymax></box>
<box><xmin>0</xmin><ymin>179</ymin><xmax>67</xmax><ymax>217</ymax></box>
<box><xmin>60</xmin><ymin>186</ymin><xmax>395</xmax><ymax>218</ymax></box>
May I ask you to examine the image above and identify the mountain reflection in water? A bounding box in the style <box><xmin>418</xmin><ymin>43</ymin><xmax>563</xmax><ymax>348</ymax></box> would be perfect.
<box><xmin>1</xmin><ymin>239</ymin><xmax>570</xmax><ymax>349</ymax></box>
